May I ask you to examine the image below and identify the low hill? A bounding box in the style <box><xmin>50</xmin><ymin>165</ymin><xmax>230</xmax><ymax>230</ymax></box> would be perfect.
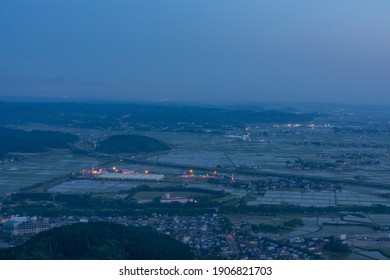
<box><xmin>0</xmin><ymin>222</ymin><xmax>194</xmax><ymax>260</ymax></box>
<box><xmin>0</xmin><ymin>127</ymin><xmax>79</xmax><ymax>159</ymax></box>
<box><xmin>95</xmin><ymin>134</ymin><xmax>170</xmax><ymax>154</ymax></box>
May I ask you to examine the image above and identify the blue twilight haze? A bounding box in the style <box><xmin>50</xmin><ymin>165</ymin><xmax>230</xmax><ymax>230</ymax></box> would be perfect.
<box><xmin>0</xmin><ymin>0</ymin><xmax>389</xmax><ymax>104</ymax></box>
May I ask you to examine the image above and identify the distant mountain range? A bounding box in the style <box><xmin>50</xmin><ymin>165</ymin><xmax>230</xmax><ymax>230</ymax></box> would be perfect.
<box><xmin>0</xmin><ymin>102</ymin><xmax>323</xmax><ymax>129</ymax></box>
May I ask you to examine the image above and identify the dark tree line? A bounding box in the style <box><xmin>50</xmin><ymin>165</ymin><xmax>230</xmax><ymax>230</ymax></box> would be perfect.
<box><xmin>0</xmin><ymin>127</ymin><xmax>78</xmax><ymax>158</ymax></box>
<box><xmin>0</xmin><ymin>222</ymin><xmax>194</xmax><ymax>260</ymax></box>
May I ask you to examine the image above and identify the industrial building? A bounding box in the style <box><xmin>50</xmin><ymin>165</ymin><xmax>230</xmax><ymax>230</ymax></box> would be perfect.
<box><xmin>160</xmin><ymin>193</ymin><xmax>193</xmax><ymax>204</ymax></box>
<box><xmin>3</xmin><ymin>220</ymin><xmax>51</xmax><ymax>236</ymax></box>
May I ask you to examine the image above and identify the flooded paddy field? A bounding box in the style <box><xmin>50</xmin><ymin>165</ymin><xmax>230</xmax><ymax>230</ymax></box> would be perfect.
<box><xmin>48</xmin><ymin>180</ymin><xmax>138</xmax><ymax>193</ymax></box>
<box><xmin>184</xmin><ymin>183</ymin><xmax>247</xmax><ymax>198</ymax></box>
<box><xmin>141</xmin><ymin>130</ymin><xmax>390</xmax><ymax>186</ymax></box>
<box><xmin>345</xmin><ymin>249</ymin><xmax>389</xmax><ymax>260</ymax></box>
<box><xmin>249</xmin><ymin>190</ymin><xmax>336</xmax><ymax>207</ymax></box>
<box><xmin>305</xmin><ymin>224</ymin><xmax>374</xmax><ymax>238</ymax></box>
<box><xmin>48</xmin><ymin>180</ymin><xmax>174</xmax><ymax>194</ymax></box>
<box><xmin>367</xmin><ymin>214</ymin><xmax>390</xmax><ymax>226</ymax></box>
<box><xmin>0</xmin><ymin>150</ymin><xmax>100</xmax><ymax>195</ymax></box>
<box><xmin>335</xmin><ymin>190</ymin><xmax>390</xmax><ymax>206</ymax></box>
<box><xmin>248</xmin><ymin>190</ymin><xmax>390</xmax><ymax>207</ymax></box>
<box><xmin>227</xmin><ymin>213</ymin><xmax>390</xmax><ymax>242</ymax></box>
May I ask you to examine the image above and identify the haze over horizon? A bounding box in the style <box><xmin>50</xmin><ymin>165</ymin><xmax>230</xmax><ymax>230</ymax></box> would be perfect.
<box><xmin>1</xmin><ymin>1</ymin><xmax>390</xmax><ymax>105</ymax></box>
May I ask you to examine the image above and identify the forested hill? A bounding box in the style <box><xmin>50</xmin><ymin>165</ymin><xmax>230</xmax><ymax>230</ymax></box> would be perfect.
<box><xmin>0</xmin><ymin>127</ymin><xmax>78</xmax><ymax>159</ymax></box>
<box><xmin>0</xmin><ymin>222</ymin><xmax>194</xmax><ymax>260</ymax></box>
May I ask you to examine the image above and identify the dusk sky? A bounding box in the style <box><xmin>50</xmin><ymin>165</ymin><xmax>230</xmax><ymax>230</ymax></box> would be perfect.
<box><xmin>1</xmin><ymin>1</ymin><xmax>390</xmax><ymax>104</ymax></box>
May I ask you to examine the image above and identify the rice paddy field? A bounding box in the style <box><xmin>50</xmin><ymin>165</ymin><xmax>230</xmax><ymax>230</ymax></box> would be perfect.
<box><xmin>140</xmin><ymin>129</ymin><xmax>390</xmax><ymax>186</ymax></box>
<box><xmin>46</xmin><ymin>178</ymin><xmax>247</xmax><ymax>197</ymax></box>
<box><xmin>345</xmin><ymin>249</ymin><xmax>390</xmax><ymax>260</ymax></box>
<box><xmin>367</xmin><ymin>214</ymin><xmax>390</xmax><ymax>226</ymax></box>
<box><xmin>0</xmin><ymin>150</ymin><xmax>101</xmax><ymax>195</ymax></box>
<box><xmin>184</xmin><ymin>183</ymin><xmax>247</xmax><ymax>198</ymax></box>
<box><xmin>305</xmin><ymin>225</ymin><xmax>375</xmax><ymax>238</ymax></box>
<box><xmin>47</xmin><ymin>180</ymin><xmax>142</xmax><ymax>193</ymax></box>
<box><xmin>227</xmin><ymin>213</ymin><xmax>390</xmax><ymax>243</ymax></box>
<box><xmin>47</xmin><ymin>179</ymin><xmax>179</xmax><ymax>194</ymax></box>
<box><xmin>247</xmin><ymin>190</ymin><xmax>390</xmax><ymax>207</ymax></box>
